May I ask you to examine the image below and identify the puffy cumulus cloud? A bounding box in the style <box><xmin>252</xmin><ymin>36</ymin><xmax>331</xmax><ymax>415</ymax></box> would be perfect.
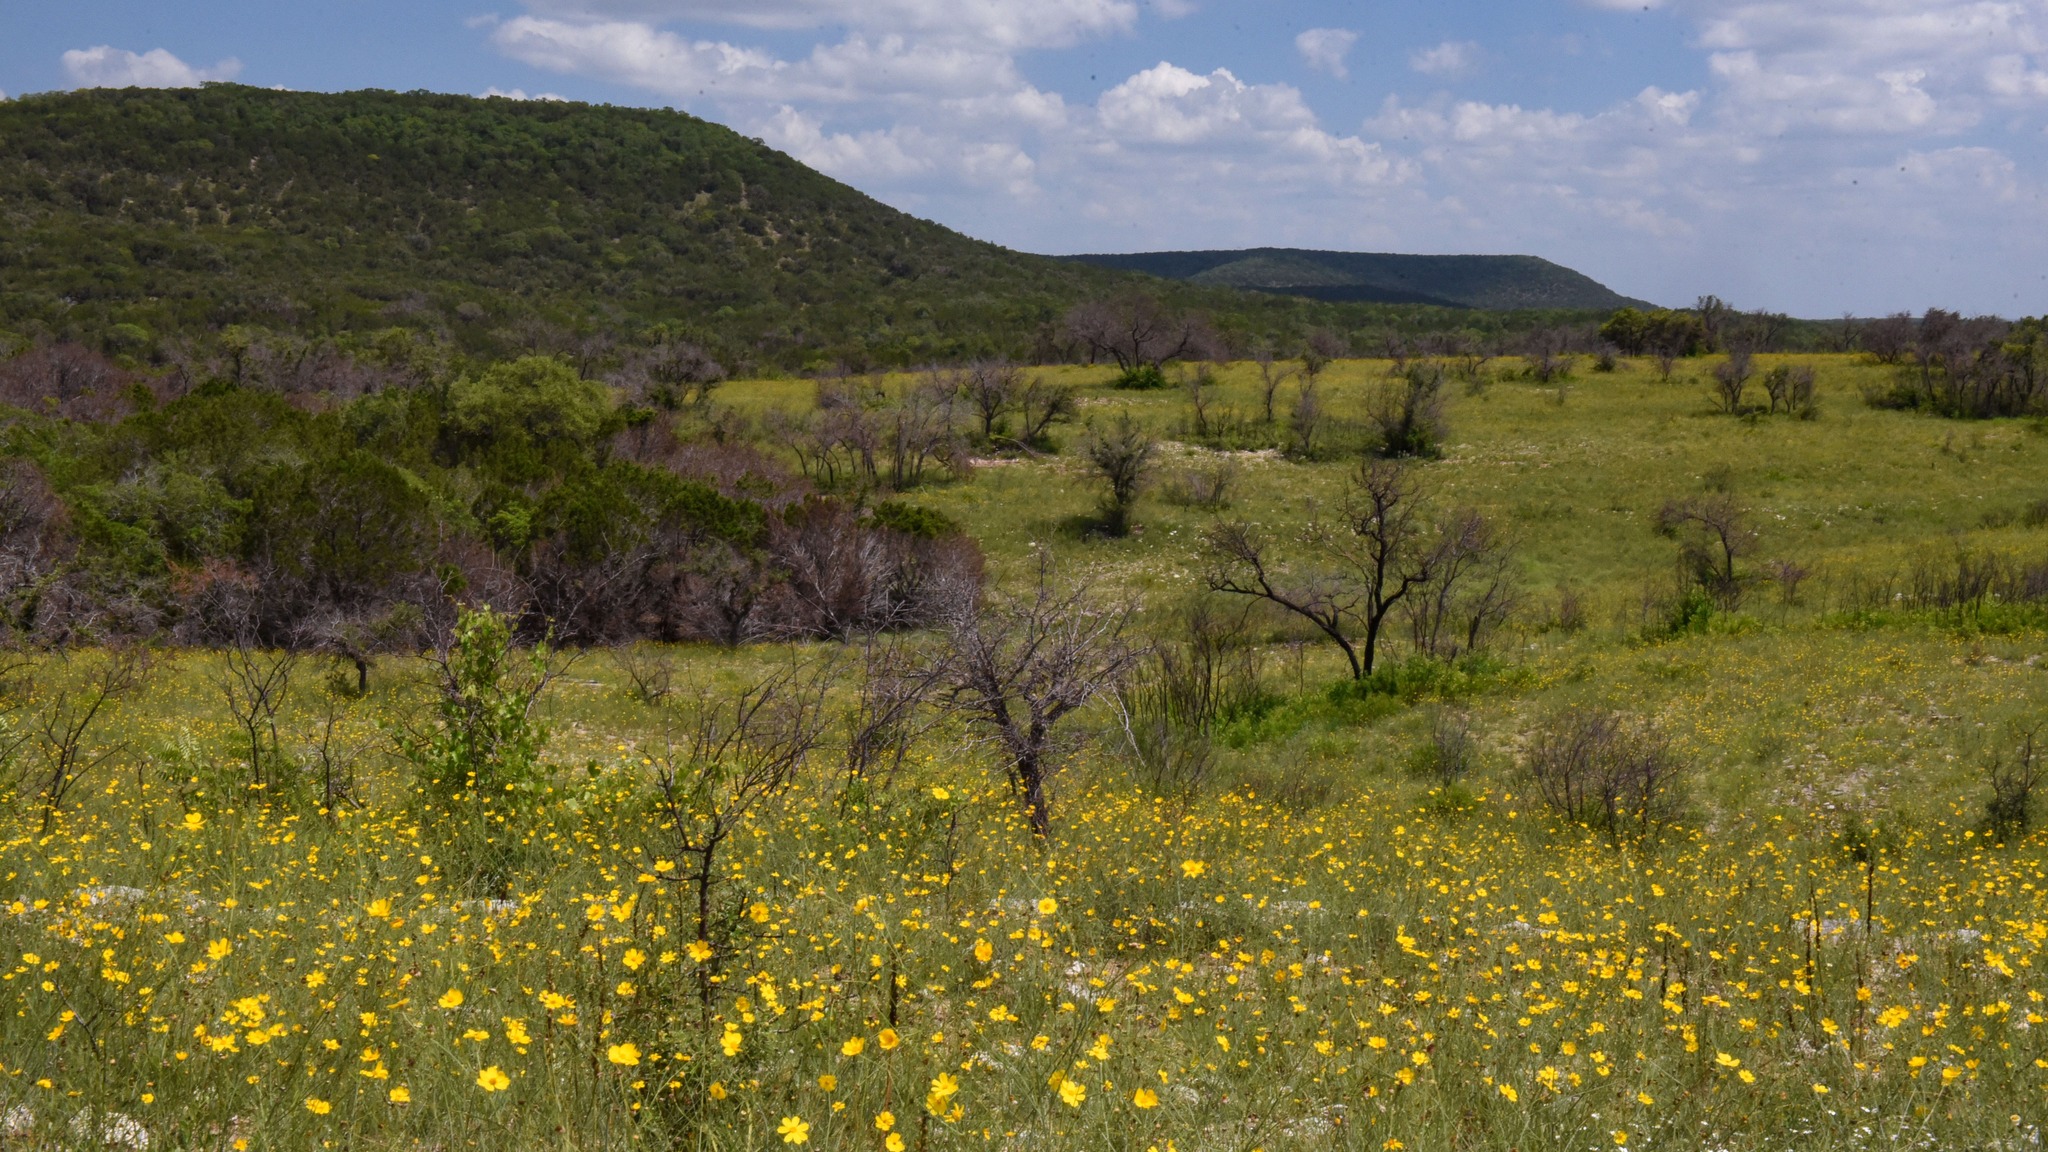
<box><xmin>1094</xmin><ymin>65</ymin><xmax>1406</xmax><ymax>183</ymax></box>
<box><xmin>61</xmin><ymin>46</ymin><xmax>241</xmax><ymax>89</ymax></box>
<box><xmin>1295</xmin><ymin>28</ymin><xmax>1359</xmax><ymax>78</ymax></box>
<box><xmin>514</xmin><ymin>0</ymin><xmax>1140</xmax><ymax>50</ymax></box>
<box><xmin>1694</xmin><ymin>0</ymin><xmax>2048</xmax><ymax>134</ymax></box>
<box><xmin>484</xmin><ymin>0</ymin><xmax>2048</xmax><ymax>313</ymax></box>
<box><xmin>493</xmin><ymin>18</ymin><xmax>1035</xmax><ymax>105</ymax></box>
<box><xmin>1409</xmin><ymin>41</ymin><xmax>1480</xmax><ymax>78</ymax></box>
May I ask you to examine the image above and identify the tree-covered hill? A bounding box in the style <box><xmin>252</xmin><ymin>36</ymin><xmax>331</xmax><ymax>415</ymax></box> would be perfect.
<box><xmin>1063</xmin><ymin>249</ymin><xmax>1653</xmax><ymax>311</ymax></box>
<box><xmin>0</xmin><ymin>86</ymin><xmax>1600</xmax><ymax>370</ymax></box>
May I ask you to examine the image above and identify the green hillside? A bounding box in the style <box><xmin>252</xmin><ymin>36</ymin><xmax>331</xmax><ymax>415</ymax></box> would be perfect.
<box><xmin>1064</xmin><ymin>248</ymin><xmax>1652</xmax><ymax>311</ymax></box>
<box><xmin>0</xmin><ymin>87</ymin><xmax>1606</xmax><ymax>370</ymax></box>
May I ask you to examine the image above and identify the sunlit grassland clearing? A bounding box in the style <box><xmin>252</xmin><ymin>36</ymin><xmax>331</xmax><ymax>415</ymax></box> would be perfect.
<box><xmin>1</xmin><ymin>355</ymin><xmax>2046</xmax><ymax>1151</ymax></box>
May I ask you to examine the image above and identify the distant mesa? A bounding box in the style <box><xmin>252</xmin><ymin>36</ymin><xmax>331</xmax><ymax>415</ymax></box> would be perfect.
<box><xmin>1060</xmin><ymin>249</ymin><xmax>1652</xmax><ymax>313</ymax></box>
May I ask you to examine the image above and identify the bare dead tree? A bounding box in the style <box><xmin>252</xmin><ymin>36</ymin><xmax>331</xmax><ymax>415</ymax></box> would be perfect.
<box><xmin>1206</xmin><ymin>461</ymin><xmax>1460</xmax><ymax>679</ymax></box>
<box><xmin>1010</xmin><ymin>378</ymin><xmax>1077</xmax><ymax>452</ymax></box>
<box><xmin>1711</xmin><ymin>350</ymin><xmax>1754</xmax><ymax>414</ymax></box>
<box><xmin>1656</xmin><ymin>493</ymin><xmax>1758</xmax><ymax>608</ymax></box>
<box><xmin>944</xmin><ymin>553</ymin><xmax>1143</xmax><ymax>837</ymax></box>
<box><xmin>1161</xmin><ymin>457</ymin><xmax>1239</xmax><ymax>511</ymax></box>
<box><xmin>1063</xmin><ymin>294</ymin><xmax>1213</xmax><ymax>373</ymax></box>
<box><xmin>0</xmin><ymin>650</ymin><xmax>32</xmax><ymax>792</ymax></box>
<box><xmin>218</xmin><ymin>634</ymin><xmax>300</xmax><ymax>790</ymax></box>
<box><xmin>839</xmin><ymin>634</ymin><xmax>951</xmax><ymax>789</ymax></box>
<box><xmin>0</xmin><ymin>460</ymin><xmax>73</xmax><ymax>640</ymax></box>
<box><xmin>884</xmin><ymin>375</ymin><xmax>966</xmax><ymax>490</ymax></box>
<box><xmin>1183</xmin><ymin>365</ymin><xmax>1218</xmax><ymax>440</ymax></box>
<box><xmin>1525</xmin><ymin>707</ymin><xmax>1686</xmax><ymax>839</ymax></box>
<box><xmin>1111</xmin><ymin>598</ymin><xmax>1263</xmax><ymax>795</ymax></box>
<box><xmin>681</xmin><ymin>542</ymin><xmax>779</xmax><ymax>647</ymax></box>
<box><xmin>32</xmin><ymin>646</ymin><xmax>147</xmax><ymax>833</ymax></box>
<box><xmin>1861</xmin><ymin>313</ymin><xmax>1916</xmax><ymax>365</ymax></box>
<box><xmin>1083</xmin><ymin>412</ymin><xmax>1157</xmax><ymax>536</ymax></box>
<box><xmin>644</xmin><ymin>340</ymin><xmax>728</xmax><ymax>410</ymax></box>
<box><xmin>302</xmin><ymin>689</ymin><xmax>364</xmax><ymax>814</ymax></box>
<box><xmin>1984</xmin><ymin>723</ymin><xmax>2043</xmax><ymax>842</ymax></box>
<box><xmin>1368</xmin><ymin>364</ymin><xmax>1449</xmax><ymax>459</ymax></box>
<box><xmin>647</xmin><ymin>663</ymin><xmax>832</xmax><ymax>1010</ymax></box>
<box><xmin>1404</xmin><ymin>510</ymin><xmax>1521</xmax><ymax>660</ymax></box>
<box><xmin>614</xmin><ymin>644</ymin><xmax>676</xmax><ymax>704</ymax></box>
<box><xmin>1695</xmin><ymin>294</ymin><xmax>1733</xmax><ymax>353</ymax></box>
<box><xmin>1523</xmin><ymin>328</ymin><xmax>1578</xmax><ymax>386</ymax></box>
<box><xmin>962</xmin><ymin>361</ymin><xmax>1021</xmax><ymax>444</ymax></box>
<box><xmin>1762</xmin><ymin>364</ymin><xmax>1817</xmax><ymax>416</ymax></box>
<box><xmin>1254</xmin><ymin>345</ymin><xmax>1292</xmax><ymax>425</ymax></box>
<box><xmin>1288</xmin><ymin>379</ymin><xmax>1327</xmax><ymax>458</ymax></box>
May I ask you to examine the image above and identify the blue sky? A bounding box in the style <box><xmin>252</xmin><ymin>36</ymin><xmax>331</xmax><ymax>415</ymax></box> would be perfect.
<box><xmin>5</xmin><ymin>1</ymin><xmax>2048</xmax><ymax>316</ymax></box>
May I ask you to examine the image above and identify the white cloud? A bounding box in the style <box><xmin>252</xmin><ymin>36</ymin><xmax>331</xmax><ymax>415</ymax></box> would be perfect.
<box><xmin>482</xmin><ymin>86</ymin><xmax>568</xmax><ymax>101</ymax></box>
<box><xmin>1295</xmin><ymin>28</ymin><xmax>1358</xmax><ymax>78</ymax></box>
<box><xmin>485</xmin><ymin>0</ymin><xmax>2048</xmax><ymax>313</ymax></box>
<box><xmin>1409</xmin><ymin>40</ymin><xmax>1480</xmax><ymax>78</ymax></box>
<box><xmin>494</xmin><ymin>18</ymin><xmax>1037</xmax><ymax>105</ymax></box>
<box><xmin>515</xmin><ymin>0</ymin><xmax>1137</xmax><ymax>49</ymax></box>
<box><xmin>61</xmin><ymin>46</ymin><xmax>241</xmax><ymax>89</ymax></box>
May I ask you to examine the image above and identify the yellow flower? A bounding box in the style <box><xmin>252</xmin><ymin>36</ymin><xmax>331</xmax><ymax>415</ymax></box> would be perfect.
<box><xmin>366</xmin><ymin>898</ymin><xmax>392</xmax><ymax>918</ymax></box>
<box><xmin>720</xmin><ymin>1027</ymin><xmax>743</xmax><ymax>1057</ymax></box>
<box><xmin>686</xmin><ymin>940</ymin><xmax>715</xmax><ymax>963</ymax></box>
<box><xmin>304</xmin><ymin>1098</ymin><xmax>331</xmax><ymax>1115</ymax></box>
<box><xmin>388</xmin><ymin>1087</ymin><xmax>410</xmax><ymax>1104</ymax></box>
<box><xmin>163</xmin><ymin>932</ymin><xmax>185</xmax><ymax>945</ymax></box>
<box><xmin>877</xmin><ymin>1028</ymin><xmax>901</xmax><ymax>1051</ymax></box>
<box><xmin>874</xmin><ymin>1111</ymin><xmax>896</xmax><ymax>1132</ymax></box>
<box><xmin>777</xmin><ymin>1116</ymin><xmax>810</xmax><ymax>1145</ymax></box>
<box><xmin>842</xmin><ymin>1036</ymin><xmax>867</xmax><ymax>1057</ymax></box>
<box><xmin>206</xmin><ymin>939</ymin><xmax>232</xmax><ymax>961</ymax></box>
<box><xmin>885</xmin><ymin>1136</ymin><xmax>906</xmax><ymax>1152</ymax></box>
<box><xmin>476</xmin><ymin>1066</ymin><xmax>511</xmax><ymax>1092</ymax></box>
<box><xmin>1877</xmin><ymin>1006</ymin><xmax>1911</xmax><ymax>1029</ymax></box>
<box><xmin>1037</xmin><ymin>897</ymin><xmax>1058</xmax><ymax>916</ymax></box>
<box><xmin>1738</xmin><ymin>1070</ymin><xmax>1756</xmax><ymax>1084</ymax></box>
<box><xmin>1636</xmin><ymin>1092</ymin><xmax>1654</xmax><ymax>1106</ymax></box>
<box><xmin>1180</xmin><ymin>860</ymin><xmax>1206</xmax><ymax>878</ymax></box>
<box><xmin>708</xmin><ymin>1082</ymin><xmax>728</xmax><ymax>1101</ymax></box>
<box><xmin>1058</xmin><ymin>1080</ymin><xmax>1086</xmax><ymax>1108</ymax></box>
<box><xmin>438</xmin><ymin>989</ymin><xmax>465</xmax><ymax>1010</ymax></box>
<box><xmin>973</xmin><ymin>939</ymin><xmax>993</xmax><ymax>964</ymax></box>
<box><xmin>928</xmin><ymin>1073</ymin><xmax>959</xmax><ymax>1101</ymax></box>
<box><xmin>180</xmin><ymin>812</ymin><xmax>204</xmax><ymax>831</ymax></box>
<box><xmin>504</xmin><ymin>1019</ymin><xmax>532</xmax><ymax>1046</ymax></box>
<box><xmin>1132</xmin><ymin>1088</ymin><xmax>1160</xmax><ymax>1109</ymax></box>
<box><xmin>1499</xmin><ymin>1084</ymin><xmax>1519</xmax><ymax>1102</ymax></box>
<box><xmin>622</xmin><ymin>948</ymin><xmax>646</xmax><ymax>971</ymax></box>
<box><xmin>931</xmin><ymin>787</ymin><xmax>951</xmax><ymax>801</ymax></box>
<box><xmin>608</xmin><ymin>1043</ymin><xmax>641</xmax><ymax>1067</ymax></box>
<box><xmin>1613</xmin><ymin>1131</ymin><xmax>1629</xmax><ymax>1146</ymax></box>
<box><xmin>818</xmin><ymin>1074</ymin><xmax>837</xmax><ymax>1091</ymax></box>
<box><xmin>1714</xmin><ymin>1053</ymin><xmax>1740</xmax><ymax>1069</ymax></box>
<box><xmin>1811</xmin><ymin>1084</ymin><xmax>1830</xmax><ymax>1096</ymax></box>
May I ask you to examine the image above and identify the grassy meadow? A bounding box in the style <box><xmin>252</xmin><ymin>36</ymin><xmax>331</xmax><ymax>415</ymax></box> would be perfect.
<box><xmin>1</xmin><ymin>354</ymin><xmax>2046</xmax><ymax>1150</ymax></box>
